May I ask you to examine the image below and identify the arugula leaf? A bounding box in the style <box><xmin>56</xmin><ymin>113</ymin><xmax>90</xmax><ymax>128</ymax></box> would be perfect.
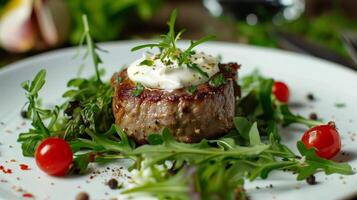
<box><xmin>233</xmin><ymin>117</ymin><xmax>251</xmax><ymax>141</ymax></box>
<box><xmin>17</xmin><ymin>135</ymin><xmax>43</xmax><ymax>157</ymax></box>
<box><xmin>296</xmin><ymin>141</ymin><xmax>353</xmax><ymax>180</ymax></box>
<box><xmin>248</xmin><ymin>122</ymin><xmax>261</xmax><ymax>146</ymax></box>
<box><xmin>278</xmin><ymin>104</ymin><xmax>322</xmax><ymax>127</ymax></box>
<box><xmin>85</xmin><ymin>125</ymin><xmax>132</xmax><ymax>153</ymax></box>
<box><xmin>28</xmin><ymin>70</ymin><xmax>46</xmax><ymax>95</ymax></box>
<box><xmin>122</xmin><ymin>167</ymin><xmax>191</xmax><ymax>199</ymax></box>
<box><xmin>128</xmin><ymin>128</ymin><xmax>270</xmax><ymax>167</ymax></box>
<box><xmin>68</xmin><ymin>153</ymin><xmax>93</xmax><ymax>175</ymax></box>
<box><xmin>259</xmin><ymin>78</ymin><xmax>274</xmax><ymax>119</ymax></box>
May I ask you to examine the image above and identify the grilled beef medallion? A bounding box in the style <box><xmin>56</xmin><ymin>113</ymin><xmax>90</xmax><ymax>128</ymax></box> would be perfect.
<box><xmin>111</xmin><ymin>63</ymin><xmax>240</xmax><ymax>144</ymax></box>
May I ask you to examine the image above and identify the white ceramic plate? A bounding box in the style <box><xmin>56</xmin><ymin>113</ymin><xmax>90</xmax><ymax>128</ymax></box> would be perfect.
<box><xmin>1</xmin><ymin>41</ymin><xmax>357</xmax><ymax>200</ymax></box>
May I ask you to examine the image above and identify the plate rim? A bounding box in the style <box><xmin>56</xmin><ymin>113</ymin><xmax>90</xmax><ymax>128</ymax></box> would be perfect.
<box><xmin>1</xmin><ymin>40</ymin><xmax>356</xmax><ymax>77</ymax></box>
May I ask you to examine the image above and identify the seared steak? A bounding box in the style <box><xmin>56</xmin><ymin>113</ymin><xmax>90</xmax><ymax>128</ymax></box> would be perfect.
<box><xmin>111</xmin><ymin>63</ymin><xmax>240</xmax><ymax>144</ymax></box>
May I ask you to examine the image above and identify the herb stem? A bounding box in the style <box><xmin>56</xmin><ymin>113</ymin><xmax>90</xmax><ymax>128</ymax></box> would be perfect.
<box><xmin>294</xmin><ymin>117</ymin><xmax>323</xmax><ymax>128</ymax></box>
<box><xmin>122</xmin><ymin>185</ymin><xmax>188</xmax><ymax>194</ymax></box>
<box><xmin>82</xmin><ymin>15</ymin><xmax>102</xmax><ymax>84</ymax></box>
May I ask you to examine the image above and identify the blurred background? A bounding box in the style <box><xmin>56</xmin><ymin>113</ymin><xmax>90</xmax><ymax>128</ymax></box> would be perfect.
<box><xmin>0</xmin><ymin>0</ymin><xmax>356</xmax><ymax>69</ymax></box>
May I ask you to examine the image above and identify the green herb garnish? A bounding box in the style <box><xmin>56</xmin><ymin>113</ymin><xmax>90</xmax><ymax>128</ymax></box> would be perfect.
<box><xmin>177</xmin><ymin>35</ymin><xmax>215</xmax><ymax>65</ymax></box>
<box><xmin>115</xmin><ymin>75</ymin><xmax>122</xmax><ymax>84</ymax></box>
<box><xmin>139</xmin><ymin>59</ymin><xmax>154</xmax><ymax>66</ymax></box>
<box><xmin>18</xmin><ymin>70</ymin><xmax>54</xmax><ymax>156</ymax></box>
<box><xmin>186</xmin><ymin>85</ymin><xmax>197</xmax><ymax>95</ymax></box>
<box><xmin>187</xmin><ymin>63</ymin><xmax>209</xmax><ymax>78</ymax></box>
<box><xmin>80</xmin><ymin>15</ymin><xmax>103</xmax><ymax>83</ymax></box>
<box><xmin>209</xmin><ymin>73</ymin><xmax>227</xmax><ymax>87</ymax></box>
<box><xmin>131</xmin><ymin>9</ymin><xmax>215</xmax><ymax>77</ymax></box>
<box><xmin>132</xmin><ymin>83</ymin><xmax>145</xmax><ymax>97</ymax></box>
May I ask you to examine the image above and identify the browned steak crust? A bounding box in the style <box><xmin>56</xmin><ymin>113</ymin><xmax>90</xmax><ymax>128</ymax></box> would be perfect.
<box><xmin>111</xmin><ymin>63</ymin><xmax>240</xmax><ymax>144</ymax></box>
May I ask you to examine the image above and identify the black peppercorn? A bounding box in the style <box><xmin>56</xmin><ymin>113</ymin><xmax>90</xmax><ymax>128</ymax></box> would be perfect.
<box><xmin>307</xmin><ymin>93</ymin><xmax>315</xmax><ymax>101</ymax></box>
<box><xmin>306</xmin><ymin>175</ymin><xmax>317</xmax><ymax>185</ymax></box>
<box><xmin>107</xmin><ymin>178</ymin><xmax>118</xmax><ymax>189</ymax></box>
<box><xmin>21</xmin><ymin>110</ymin><xmax>28</xmax><ymax>119</ymax></box>
<box><xmin>75</xmin><ymin>192</ymin><xmax>89</xmax><ymax>200</ymax></box>
<box><xmin>309</xmin><ymin>113</ymin><xmax>318</xmax><ymax>120</ymax></box>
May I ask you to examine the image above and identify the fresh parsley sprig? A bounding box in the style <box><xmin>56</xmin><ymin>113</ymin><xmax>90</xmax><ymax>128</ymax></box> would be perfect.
<box><xmin>131</xmin><ymin>9</ymin><xmax>215</xmax><ymax>77</ymax></box>
<box><xmin>18</xmin><ymin>70</ymin><xmax>60</xmax><ymax>156</ymax></box>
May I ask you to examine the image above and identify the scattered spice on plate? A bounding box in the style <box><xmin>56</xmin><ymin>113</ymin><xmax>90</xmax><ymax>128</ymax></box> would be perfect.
<box><xmin>0</xmin><ymin>165</ymin><xmax>12</xmax><ymax>174</ymax></box>
<box><xmin>76</xmin><ymin>192</ymin><xmax>89</xmax><ymax>200</ymax></box>
<box><xmin>309</xmin><ymin>113</ymin><xmax>318</xmax><ymax>120</ymax></box>
<box><xmin>21</xmin><ymin>110</ymin><xmax>29</xmax><ymax>119</ymax></box>
<box><xmin>22</xmin><ymin>193</ymin><xmax>34</xmax><ymax>198</ymax></box>
<box><xmin>306</xmin><ymin>175</ymin><xmax>317</xmax><ymax>185</ymax></box>
<box><xmin>12</xmin><ymin>186</ymin><xmax>23</xmax><ymax>192</ymax></box>
<box><xmin>19</xmin><ymin>164</ymin><xmax>30</xmax><ymax>170</ymax></box>
<box><xmin>307</xmin><ymin>93</ymin><xmax>315</xmax><ymax>101</ymax></box>
<box><xmin>107</xmin><ymin>178</ymin><xmax>118</xmax><ymax>189</ymax></box>
<box><xmin>5</xmin><ymin>129</ymin><xmax>12</xmax><ymax>133</ymax></box>
<box><xmin>335</xmin><ymin>103</ymin><xmax>346</xmax><ymax>108</ymax></box>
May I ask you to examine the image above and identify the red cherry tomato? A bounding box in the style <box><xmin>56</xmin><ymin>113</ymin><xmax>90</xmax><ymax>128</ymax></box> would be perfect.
<box><xmin>35</xmin><ymin>138</ymin><xmax>73</xmax><ymax>176</ymax></box>
<box><xmin>272</xmin><ymin>81</ymin><xmax>290</xmax><ymax>103</ymax></box>
<box><xmin>301</xmin><ymin>122</ymin><xmax>341</xmax><ymax>159</ymax></box>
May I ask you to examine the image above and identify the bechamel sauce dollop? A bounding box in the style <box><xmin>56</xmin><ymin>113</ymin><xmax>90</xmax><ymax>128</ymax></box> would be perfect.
<box><xmin>127</xmin><ymin>52</ymin><xmax>219</xmax><ymax>90</ymax></box>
